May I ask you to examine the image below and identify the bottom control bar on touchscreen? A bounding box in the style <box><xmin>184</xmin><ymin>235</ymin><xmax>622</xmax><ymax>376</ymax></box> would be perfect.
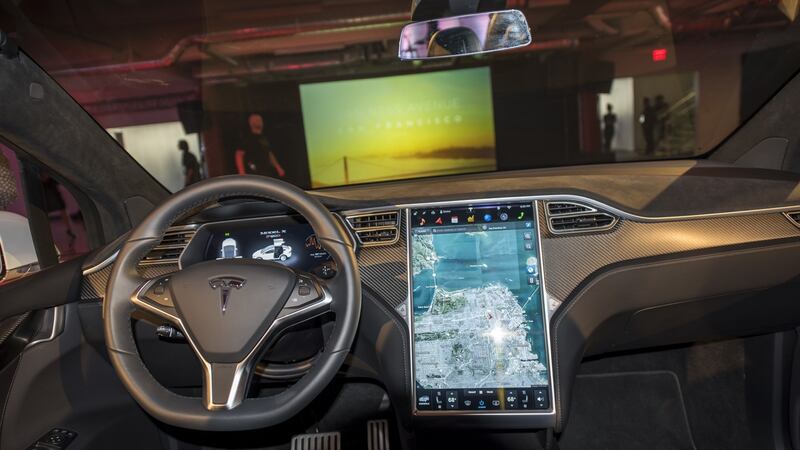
<box><xmin>409</xmin><ymin>202</ymin><xmax>552</xmax><ymax>413</ymax></box>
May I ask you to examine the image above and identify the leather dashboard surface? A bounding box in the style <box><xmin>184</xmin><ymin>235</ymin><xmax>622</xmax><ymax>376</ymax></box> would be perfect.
<box><xmin>312</xmin><ymin>160</ymin><xmax>800</xmax><ymax>217</ymax></box>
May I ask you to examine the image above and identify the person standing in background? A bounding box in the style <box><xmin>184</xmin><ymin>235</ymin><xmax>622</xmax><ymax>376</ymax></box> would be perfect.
<box><xmin>654</xmin><ymin>95</ymin><xmax>669</xmax><ymax>150</ymax></box>
<box><xmin>41</xmin><ymin>173</ymin><xmax>76</xmax><ymax>250</ymax></box>
<box><xmin>640</xmin><ymin>97</ymin><xmax>657</xmax><ymax>155</ymax></box>
<box><xmin>235</xmin><ymin>113</ymin><xmax>286</xmax><ymax>178</ymax></box>
<box><xmin>178</xmin><ymin>139</ymin><xmax>201</xmax><ymax>187</ymax></box>
<box><xmin>602</xmin><ymin>103</ymin><xmax>617</xmax><ymax>153</ymax></box>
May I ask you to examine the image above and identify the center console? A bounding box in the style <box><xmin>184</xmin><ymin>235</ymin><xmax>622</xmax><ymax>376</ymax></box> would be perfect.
<box><xmin>406</xmin><ymin>201</ymin><xmax>555</xmax><ymax>419</ymax></box>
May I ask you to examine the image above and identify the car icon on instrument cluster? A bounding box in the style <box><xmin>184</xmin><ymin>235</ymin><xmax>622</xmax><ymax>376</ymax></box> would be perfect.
<box><xmin>252</xmin><ymin>238</ymin><xmax>293</xmax><ymax>262</ymax></box>
<box><xmin>219</xmin><ymin>237</ymin><xmax>241</xmax><ymax>259</ymax></box>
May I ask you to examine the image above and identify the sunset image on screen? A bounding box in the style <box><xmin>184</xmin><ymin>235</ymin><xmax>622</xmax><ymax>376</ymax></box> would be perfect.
<box><xmin>300</xmin><ymin>67</ymin><xmax>496</xmax><ymax>188</ymax></box>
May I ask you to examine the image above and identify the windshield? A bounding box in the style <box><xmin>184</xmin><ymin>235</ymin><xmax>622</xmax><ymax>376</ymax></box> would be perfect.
<box><xmin>3</xmin><ymin>1</ymin><xmax>800</xmax><ymax>191</ymax></box>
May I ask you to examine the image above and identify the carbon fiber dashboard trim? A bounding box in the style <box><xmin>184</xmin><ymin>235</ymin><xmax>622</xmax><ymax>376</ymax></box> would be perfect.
<box><xmin>81</xmin><ymin>263</ymin><xmax>179</xmax><ymax>302</ymax></box>
<box><xmin>356</xmin><ymin>214</ymin><xmax>408</xmax><ymax>310</ymax></box>
<box><xmin>80</xmin><ymin>198</ymin><xmax>800</xmax><ymax>310</ymax></box>
<box><xmin>81</xmin><ymin>264</ymin><xmax>111</xmax><ymax>301</ymax></box>
<box><xmin>538</xmin><ymin>202</ymin><xmax>800</xmax><ymax>304</ymax></box>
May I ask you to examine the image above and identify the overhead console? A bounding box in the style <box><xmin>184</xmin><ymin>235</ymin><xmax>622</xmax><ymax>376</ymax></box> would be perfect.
<box><xmin>407</xmin><ymin>201</ymin><xmax>554</xmax><ymax>419</ymax></box>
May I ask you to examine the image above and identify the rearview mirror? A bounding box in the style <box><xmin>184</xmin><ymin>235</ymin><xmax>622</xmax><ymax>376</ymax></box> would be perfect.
<box><xmin>398</xmin><ymin>10</ymin><xmax>531</xmax><ymax>60</ymax></box>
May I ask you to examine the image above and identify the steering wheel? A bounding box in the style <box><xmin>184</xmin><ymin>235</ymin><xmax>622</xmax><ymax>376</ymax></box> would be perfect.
<box><xmin>104</xmin><ymin>176</ymin><xmax>361</xmax><ymax>431</ymax></box>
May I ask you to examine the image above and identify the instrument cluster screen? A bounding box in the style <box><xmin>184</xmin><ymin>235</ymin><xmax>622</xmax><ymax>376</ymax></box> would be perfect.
<box><xmin>409</xmin><ymin>202</ymin><xmax>551</xmax><ymax>413</ymax></box>
<box><xmin>202</xmin><ymin>216</ymin><xmax>335</xmax><ymax>278</ymax></box>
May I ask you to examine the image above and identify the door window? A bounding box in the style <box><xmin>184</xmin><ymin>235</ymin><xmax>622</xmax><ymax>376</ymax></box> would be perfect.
<box><xmin>0</xmin><ymin>144</ymin><xmax>89</xmax><ymax>283</ymax></box>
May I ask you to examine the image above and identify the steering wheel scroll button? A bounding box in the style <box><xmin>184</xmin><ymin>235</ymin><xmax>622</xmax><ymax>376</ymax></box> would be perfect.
<box><xmin>144</xmin><ymin>277</ymin><xmax>173</xmax><ymax>307</ymax></box>
<box><xmin>285</xmin><ymin>276</ymin><xmax>322</xmax><ymax>309</ymax></box>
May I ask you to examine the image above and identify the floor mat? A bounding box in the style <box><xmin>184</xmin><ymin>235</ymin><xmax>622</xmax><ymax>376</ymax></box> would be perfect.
<box><xmin>559</xmin><ymin>371</ymin><xmax>696</xmax><ymax>450</ymax></box>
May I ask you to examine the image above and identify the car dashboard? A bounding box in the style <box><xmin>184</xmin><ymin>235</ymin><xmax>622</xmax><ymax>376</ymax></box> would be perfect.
<box><xmin>78</xmin><ymin>160</ymin><xmax>800</xmax><ymax>431</ymax></box>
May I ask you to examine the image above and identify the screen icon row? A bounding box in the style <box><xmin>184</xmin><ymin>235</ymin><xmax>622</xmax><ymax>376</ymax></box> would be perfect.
<box><xmin>416</xmin><ymin>387</ymin><xmax>549</xmax><ymax>411</ymax></box>
<box><xmin>412</xmin><ymin>205</ymin><xmax>533</xmax><ymax>228</ymax></box>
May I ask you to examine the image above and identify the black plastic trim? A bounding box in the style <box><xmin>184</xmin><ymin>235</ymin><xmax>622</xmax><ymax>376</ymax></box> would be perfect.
<box><xmin>0</xmin><ymin>255</ymin><xmax>85</xmax><ymax>321</ymax></box>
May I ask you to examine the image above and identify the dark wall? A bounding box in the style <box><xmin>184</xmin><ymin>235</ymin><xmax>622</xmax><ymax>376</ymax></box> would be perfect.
<box><xmin>492</xmin><ymin>58</ymin><xmax>582</xmax><ymax>171</ymax></box>
<box><xmin>739</xmin><ymin>44</ymin><xmax>800</xmax><ymax>121</ymax></box>
<box><xmin>740</xmin><ymin>42</ymin><xmax>800</xmax><ymax>122</ymax></box>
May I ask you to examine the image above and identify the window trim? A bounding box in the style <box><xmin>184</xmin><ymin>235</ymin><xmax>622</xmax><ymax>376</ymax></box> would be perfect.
<box><xmin>18</xmin><ymin>160</ymin><xmax>59</xmax><ymax>268</ymax></box>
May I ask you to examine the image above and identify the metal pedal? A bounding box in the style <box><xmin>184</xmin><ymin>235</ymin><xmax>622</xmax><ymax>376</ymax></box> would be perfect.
<box><xmin>367</xmin><ymin>419</ymin><xmax>390</xmax><ymax>450</ymax></box>
<box><xmin>290</xmin><ymin>431</ymin><xmax>341</xmax><ymax>450</ymax></box>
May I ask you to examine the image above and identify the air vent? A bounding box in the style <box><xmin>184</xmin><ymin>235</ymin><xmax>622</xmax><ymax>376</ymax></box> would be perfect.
<box><xmin>545</xmin><ymin>200</ymin><xmax>618</xmax><ymax>234</ymax></box>
<box><xmin>140</xmin><ymin>226</ymin><xmax>196</xmax><ymax>265</ymax></box>
<box><xmin>784</xmin><ymin>211</ymin><xmax>800</xmax><ymax>228</ymax></box>
<box><xmin>345</xmin><ymin>210</ymin><xmax>400</xmax><ymax>247</ymax></box>
<box><xmin>546</xmin><ymin>201</ymin><xmax>595</xmax><ymax>216</ymax></box>
<box><xmin>549</xmin><ymin>213</ymin><xmax>617</xmax><ymax>233</ymax></box>
<box><xmin>352</xmin><ymin>228</ymin><xmax>398</xmax><ymax>245</ymax></box>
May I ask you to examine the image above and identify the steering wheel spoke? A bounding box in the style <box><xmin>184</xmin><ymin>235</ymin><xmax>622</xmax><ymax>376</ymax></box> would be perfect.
<box><xmin>201</xmin><ymin>361</ymin><xmax>252</xmax><ymax>410</ymax></box>
<box><xmin>130</xmin><ymin>276</ymin><xmax>180</xmax><ymax>325</ymax></box>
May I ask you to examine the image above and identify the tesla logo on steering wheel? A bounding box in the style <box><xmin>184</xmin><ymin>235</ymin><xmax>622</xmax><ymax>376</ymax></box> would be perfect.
<box><xmin>209</xmin><ymin>277</ymin><xmax>247</xmax><ymax>314</ymax></box>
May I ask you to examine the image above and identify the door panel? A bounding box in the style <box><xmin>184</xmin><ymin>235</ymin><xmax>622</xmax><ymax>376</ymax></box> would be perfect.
<box><xmin>0</xmin><ymin>304</ymin><xmax>163</xmax><ymax>450</ymax></box>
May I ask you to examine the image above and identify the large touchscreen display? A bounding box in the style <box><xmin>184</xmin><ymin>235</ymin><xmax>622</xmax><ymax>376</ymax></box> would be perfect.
<box><xmin>409</xmin><ymin>202</ymin><xmax>551</xmax><ymax>412</ymax></box>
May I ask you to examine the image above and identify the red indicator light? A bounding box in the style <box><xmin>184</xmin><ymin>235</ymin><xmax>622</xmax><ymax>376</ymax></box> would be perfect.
<box><xmin>652</xmin><ymin>48</ymin><xmax>668</xmax><ymax>62</ymax></box>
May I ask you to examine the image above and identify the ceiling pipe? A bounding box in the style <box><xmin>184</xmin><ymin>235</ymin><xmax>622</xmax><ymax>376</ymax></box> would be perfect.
<box><xmin>673</xmin><ymin>15</ymin><xmax>733</xmax><ymax>33</ymax></box>
<box><xmin>51</xmin><ymin>12</ymin><xmax>409</xmax><ymax>77</ymax></box>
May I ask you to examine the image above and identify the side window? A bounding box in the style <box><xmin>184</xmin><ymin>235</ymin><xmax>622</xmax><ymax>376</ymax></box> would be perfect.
<box><xmin>0</xmin><ymin>144</ymin><xmax>89</xmax><ymax>283</ymax></box>
<box><xmin>0</xmin><ymin>145</ymin><xmax>35</xmax><ymax>281</ymax></box>
<box><xmin>38</xmin><ymin>172</ymin><xmax>89</xmax><ymax>260</ymax></box>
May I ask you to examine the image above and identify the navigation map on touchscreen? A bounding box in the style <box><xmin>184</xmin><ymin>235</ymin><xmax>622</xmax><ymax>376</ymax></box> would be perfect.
<box><xmin>410</xmin><ymin>204</ymin><xmax>550</xmax><ymax>395</ymax></box>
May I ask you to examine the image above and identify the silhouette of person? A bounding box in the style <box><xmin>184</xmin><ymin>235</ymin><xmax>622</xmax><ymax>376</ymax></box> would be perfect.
<box><xmin>654</xmin><ymin>95</ymin><xmax>669</xmax><ymax>150</ymax></box>
<box><xmin>178</xmin><ymin>139</ymin><xmax>201</xmax><ymax>187</ymax></box>
<box><xmin>640</xmin><ymin>97</ymin><xmax>657</xmax><ymax>155</ymax></box>
<box><xmin>235</xmin><ymin>113</ymin><xmax>286</xmax><ymax>178</ymax></box>
<box><xmin>602</xmin><ymin>103</ymin><xmax>617</xmax><ymax>152</ymax></box>
<box><xmin>41</xmin><ymin>173</ymin><xmax>76</xmax><ymax>249</ymax></box>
